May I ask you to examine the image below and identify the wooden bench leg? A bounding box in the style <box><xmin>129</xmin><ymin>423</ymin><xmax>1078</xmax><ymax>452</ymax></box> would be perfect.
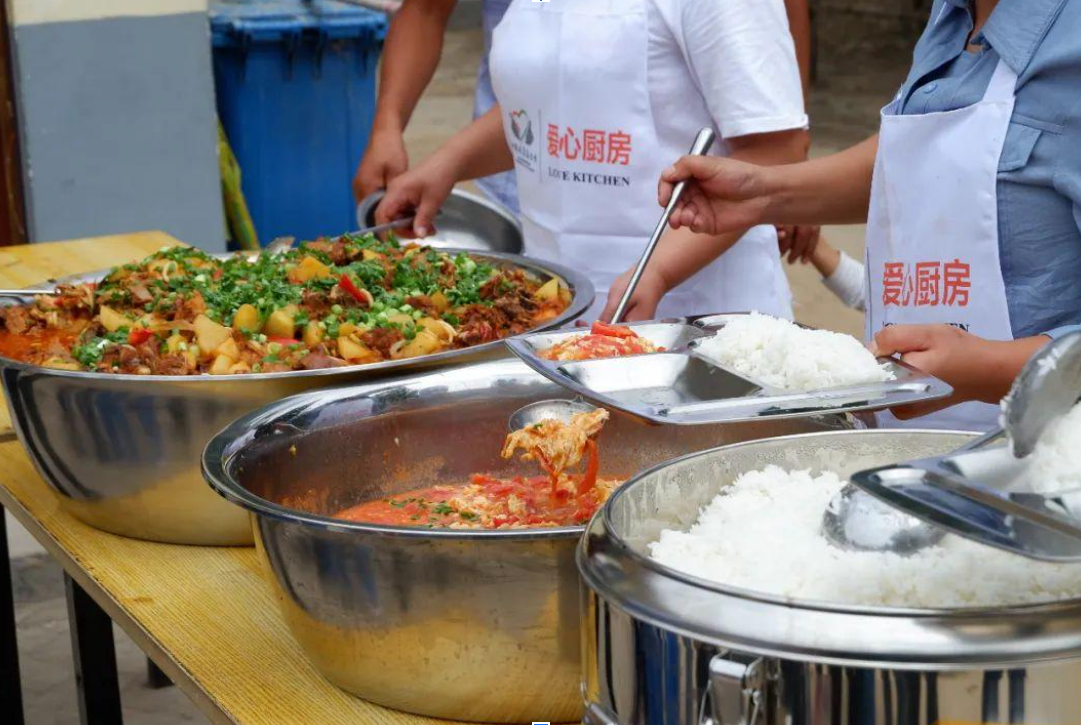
<box><xmin>65</xmin><ymin>574</ymin><xmax>123</xmax><ymax>725</ymax></box>
<box><xmin>0</xmin><ymin>508</ymin><xmax>26</xmax><ymax>725</ymax></box>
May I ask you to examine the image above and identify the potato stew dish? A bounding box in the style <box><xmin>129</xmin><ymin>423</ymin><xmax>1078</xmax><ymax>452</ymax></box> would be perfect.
<box><xmin>0</xmin><ymin>234</ymin><xmax>570</xmax><ymax>375</ymax></box>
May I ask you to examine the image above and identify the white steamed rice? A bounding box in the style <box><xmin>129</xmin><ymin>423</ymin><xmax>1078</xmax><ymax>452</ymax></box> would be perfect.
<box><xmin>649</xmin><ymin>465</ymin><xmax>1081</xmax><ymax>608</ymax></box>
<box><xmin>1025</xmin><ymin>402</ymin><xmax>1081</xmax><ymax>494</ymax></box>
<box><xmin>695</xmin><ymin>313</ymin><xmax>893</xmax><ymax>391</ymax></box>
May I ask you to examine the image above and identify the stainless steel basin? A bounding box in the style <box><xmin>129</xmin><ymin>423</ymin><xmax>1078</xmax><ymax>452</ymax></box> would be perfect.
<box><xmin>202</xmin><ymin>359</ymin><xmax>850</xmax><ymax>722</ymax></box>
<box><xmin>1</xmin><ymin>250</ymin><xmax>591</xmax><ymax>545</ymax></box>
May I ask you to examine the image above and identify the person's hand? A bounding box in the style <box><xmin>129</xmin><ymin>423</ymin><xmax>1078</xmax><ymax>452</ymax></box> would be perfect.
<box><xmin>598</xmin><ymin>267</ymin><xmax>669</xmax><ymax>322</ymax></box>
<box><xmin>869</xmin><ymin>324</ymin><xmax>1049</xmax><ymax>419</ymax></box>
<box><xmin>658</xmin><ymin>156</ymin><xmax>776</xmax><ymax>236</ymax></box>
<box><xmin>353</xmin><ymin>125</ymin><xmax>409</xmax><ymax>203</ymax></box>
<box><xmin>776</xmin><ymin>224</ymin><xmax>820</xmax><ymax>264</ymax></box>
<box><xmin>374</xmin><ymin>156</ymin><xmax>457</xmax><ymax>238</ymax></box>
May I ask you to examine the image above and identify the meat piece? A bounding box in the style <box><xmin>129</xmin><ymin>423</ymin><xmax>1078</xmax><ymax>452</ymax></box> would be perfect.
<box><xmin>152</xmin><ymin>355</ymin><xmax>190</xmax><ymax>375</ymax></box>
<box><xmin>173</xmin><ymin>291</ymin><xmax>207</xmax><ymax>320</ymax></box>
<box><xmin>362</xmin><ymin>327</ymin><xmax>404</xmax><ymax>357</ymax></box>
<box><xmin>405</xmin><ymin>295</ymin><xmax>438</xmax><ymax>317</ymax></box>
<box><xmin>299</xmin><ymin>289</ymin><xmax>334</xmax><ymax>319</ymax></box>
<box><xmin>298</xmin><ymin>352</ymin><xmax>348</xmax><ymax>370</ymax></box>
<box><xmin>0</xmin><ymin>306</ymin><xmax>33</xmax><ymax>334</ymax></box>
<box><xmin>129</xmin><ymin>284</ymin><xmax>154</xmax><ymax>306</ymax></box>
<box><xmin>455</xmin><ymin>321</ymin><xmax>496</xmax><ymax>347</ymax></box>
<box><xmin>304</xmin><ymin>239</ymin><xmax>349</xmax><ymax>265</ymax></box>
<box><xmin>479</xmin><ymin>277</ymin><xmax>503</xmax><ymax>301</ymax></box>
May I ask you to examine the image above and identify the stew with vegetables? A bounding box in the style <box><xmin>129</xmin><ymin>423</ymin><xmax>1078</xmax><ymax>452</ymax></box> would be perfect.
<box><xmin>334</xmin><ymin>409</ymin><xmax>621</xmax><ymax>529</ymax></box>
<box><xmin>0</xmin><ymin>234</ymin><xmax>571</xmax><ymax>375</ymax></box>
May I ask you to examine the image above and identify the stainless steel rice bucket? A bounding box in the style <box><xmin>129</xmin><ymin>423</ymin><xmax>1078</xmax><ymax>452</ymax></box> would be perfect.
<box><xmin>0</xmin><ymin>250</ymin><xmax>592</xmax><ymax>546</ymax></box>
<box><xmin>201</xmin><ymin>359</ymin><xmax>849</xmax><ymax>722</ymax></box>
<box><xmin>578</xmin><ymin>430</ymin><xmax>1081</xmax><ymax>725</ymax></box>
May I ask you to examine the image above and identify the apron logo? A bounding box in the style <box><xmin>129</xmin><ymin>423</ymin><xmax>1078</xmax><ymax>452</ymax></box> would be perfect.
<box><xmin>508</xmin><ymin>109</ymin><xmax>538</xmax><ymax>172</ymax></box>
<box><xmin>546</xmin><ymin>124</ymin><xmax>632</xmax><ymax>166</ymax></box>
<box><xmin>881</xmin><ymin>259</ymin><xmax>971</xmax><ymax>307</ymax></box>
<box><xmin>510</xmin><ymin>109</ymin><xmax>534</xmax><ymax>145</ymax></box>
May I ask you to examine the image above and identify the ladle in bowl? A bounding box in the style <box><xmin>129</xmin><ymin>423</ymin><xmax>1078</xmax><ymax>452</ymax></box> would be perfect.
<box><xmin>508</xmin><ymin>399</ymin><xmax>598</xmax><ymax>433</ymax></box>
<box><xmin>824</xmin><ymin>331</ymin><xmax>1081</xmax><ymax>555</ymax></box>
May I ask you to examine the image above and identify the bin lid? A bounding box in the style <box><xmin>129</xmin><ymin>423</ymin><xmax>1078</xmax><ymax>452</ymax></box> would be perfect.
<box><xmin>210</xmin><ymin>0</ymin><xmax>387</xmax><ymax>46</ymax></box>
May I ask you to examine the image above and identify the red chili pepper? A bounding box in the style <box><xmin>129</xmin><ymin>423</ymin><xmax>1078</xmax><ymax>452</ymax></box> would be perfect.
<box><xmin>578</xmin><ymin>439</ymin><xmax>600</xmax><ymax>495</ymax></box>
<box><xmin>591</xmin><ymin>321</ymin><xmax>636</xmax><ymax>339</ymax></box>
<box><xmin>268</xmin><ymin>337</ymin><xmax>300</xmax><ymax>346</ymax></box>
<box><xmin>127</xmin><ymin>328</ymin><xmax>152</xmax><ymax>345</ymax></box>
<box><xmin>338</xmin><ymin>274</ymin><xmax>369</xmax><ymax>305</ymax></box>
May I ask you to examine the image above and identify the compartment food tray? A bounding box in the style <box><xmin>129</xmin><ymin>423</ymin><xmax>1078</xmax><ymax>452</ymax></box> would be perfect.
<box><xmin>505</xmin><ymin>313</ymin><xmax>953</xmax><ymax>425</ymax></box>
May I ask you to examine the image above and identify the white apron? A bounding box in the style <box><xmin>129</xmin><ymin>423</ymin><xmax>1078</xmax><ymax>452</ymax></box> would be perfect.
<box><xmin>489</xmin><ymin>0</ymin><xmax>792</xmax><ymax>321</ymax></box>
<box><xmin>865</xmin><ymin>58</ymin><xmax>1017</xmax><ymax>431</ymax></box>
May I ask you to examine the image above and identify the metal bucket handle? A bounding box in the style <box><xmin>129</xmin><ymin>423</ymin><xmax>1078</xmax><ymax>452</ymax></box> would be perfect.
<box><xmin>702</xmin><ymin>655</ymin><xmax>766</xmax><ymax>725</ymax></box>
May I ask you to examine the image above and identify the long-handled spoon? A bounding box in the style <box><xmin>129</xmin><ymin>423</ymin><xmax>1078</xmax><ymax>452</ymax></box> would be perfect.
<box><xmin>609</xmin><ymin>127</ymin><xmax>715</xmax><ymax>324</ymax></box>
<box><xmin>823</xmin><ymin>332</ymin><xmax>1081</xmax><ymax>555</ymax></box>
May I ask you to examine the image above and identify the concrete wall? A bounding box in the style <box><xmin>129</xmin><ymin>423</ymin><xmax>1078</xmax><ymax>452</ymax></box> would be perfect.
<box><xmin>6</xmin><ymin>0</ymin><xmax>226</xmax><ymax>250</ymax></box>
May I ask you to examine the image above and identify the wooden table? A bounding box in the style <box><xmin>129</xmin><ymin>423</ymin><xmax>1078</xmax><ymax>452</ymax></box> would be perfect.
<box><xmin>0</xmin><ymin>234</ymin><xmax>476</xmax><ymax>725</ymax></box>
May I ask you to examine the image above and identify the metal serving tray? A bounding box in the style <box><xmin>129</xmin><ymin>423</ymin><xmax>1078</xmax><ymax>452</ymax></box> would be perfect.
<box><xmin>505</xmin><ymin>313</ymin><xmax>953</xmax><ymax>425</ymax></box>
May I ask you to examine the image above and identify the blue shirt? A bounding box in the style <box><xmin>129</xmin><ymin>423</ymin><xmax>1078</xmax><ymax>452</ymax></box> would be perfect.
<box><xmin>897</xmin><ymin>0</ymin><xmax>1081</xmax><ymax>340</ymax></box>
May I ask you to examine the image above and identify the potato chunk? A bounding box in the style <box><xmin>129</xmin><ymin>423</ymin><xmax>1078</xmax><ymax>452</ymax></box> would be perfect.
<box><xmin>264</xmin><ymin>309</ymin><xmax>296</xmax><ymax>339</ymax></box>
<box><xmin>232</xmin><ymin>303</ymin><xmax>261</xmax><ymax>332</ymax></box>
<box><xmin>194</xmin><ymin>314</ymin><xmax>232</xmax><ymax>355</ymax></box>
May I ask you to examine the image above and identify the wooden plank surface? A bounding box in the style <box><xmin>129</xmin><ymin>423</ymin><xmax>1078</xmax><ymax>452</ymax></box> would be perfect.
<box><xmin>0</xmin><ymin>441</ymin><xmax>477</xmax><ymax>725</ymax></box>
<box><xmin>0</xmin><ymin>231</ymin><xmax>182</xmax><ymax>436</ymax></box>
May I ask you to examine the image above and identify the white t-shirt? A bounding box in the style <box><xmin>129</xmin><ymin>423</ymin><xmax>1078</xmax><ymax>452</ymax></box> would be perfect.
<box><xmin>646</xmin><ymin>0</ymin><xmax>808</xmax><ymax>152</ymax></box>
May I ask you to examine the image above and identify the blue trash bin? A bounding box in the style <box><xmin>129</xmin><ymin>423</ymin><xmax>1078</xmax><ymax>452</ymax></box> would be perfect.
<box><xmin>210</xmin><ymin>0</ymin><xmax>387</xmax><ymax>245</ymax></box>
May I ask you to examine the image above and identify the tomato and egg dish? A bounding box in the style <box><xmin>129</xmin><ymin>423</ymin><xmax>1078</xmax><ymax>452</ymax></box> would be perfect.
<box><xmin>335</xmin><ymin>409</ymin><xmax>620</xmax><ymax>529</ymax></box>
<box><xmin>539</xmin><ymin>321</ymin><xmax>662</xmax><ymax>362</ymax></box>
<box><xmin>0</xmin><ymin>235</ymin><xmax>570</xmax><ymax>374</ymax></box>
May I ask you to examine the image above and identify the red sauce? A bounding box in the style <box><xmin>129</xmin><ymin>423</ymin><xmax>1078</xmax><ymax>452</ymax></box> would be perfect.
<box><xmin>540</xmin><ymin>321</ymin><xmax>663</xmax><ymax>362</ymax></box>
<box><xmin>334</xmin><ymin>473</ymin><xmax>617</xmax><ymax>529</ymax></box>
<box><xmin>0</xmin><ymin>329</ymin><xmax>77</xmax><ymax>364</ymax></box>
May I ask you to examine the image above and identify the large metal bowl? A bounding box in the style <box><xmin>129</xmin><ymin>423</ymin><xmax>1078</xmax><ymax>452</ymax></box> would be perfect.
<box><xmin>201</xmin><ymin>359</ymin><xmax>851</xmax><ymax>722</ymax></box>
<box><xmin>357</xmin><ymin>188</ymin><xmax>523</xmax><ymax>253</ymax></box>
<box><xmin>580</xmin><ymin>430</ymin><xmax>1081</xmax><ymax>725</ymax></box>
<box><xmin>0</xmin><ymin>250</ymin><xmax>591</xmax><ymax>545</ymax></box>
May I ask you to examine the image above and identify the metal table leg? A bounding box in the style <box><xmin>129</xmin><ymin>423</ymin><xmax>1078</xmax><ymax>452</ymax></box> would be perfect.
<box><xmin>0</xmin><ymin>507</ymin><xmax>25</xmax><ymax>725</ymax></box>
<box><xmin>146</xmin><ymin>657</ymin><xmax>172</xmax><ymax>689</ymax></box>
<box><xmin>65</xmin><ymin>573</ymin><xmax>123</xmax><ymax>725</ymax></box>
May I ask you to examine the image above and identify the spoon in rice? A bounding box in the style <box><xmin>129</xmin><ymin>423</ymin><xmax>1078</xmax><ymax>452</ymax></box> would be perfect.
<box><xmin>823</xmin><ymin>331</ymin><xmax>1081</xmax><ymax>555</ymax></box>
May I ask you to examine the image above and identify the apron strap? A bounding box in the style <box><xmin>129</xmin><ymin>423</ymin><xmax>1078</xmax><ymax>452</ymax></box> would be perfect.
<box><xmin>982</xmin><ymin>56</ymin><xmax>1018</xmax><ymax>103</ymax></box>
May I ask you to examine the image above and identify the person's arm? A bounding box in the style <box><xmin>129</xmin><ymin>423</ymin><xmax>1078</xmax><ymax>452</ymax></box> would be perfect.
<box><xmin>352</xmin><ymin>0</ymin><xmax>458</xmax><ymax>202</ymax></box>
<box><xmin>374</xmin><ymin>107</ymin><xmax>513</xmax><ymax>235</ymax></box>
<box><xmin>783</xmin><ymin>0</ymin><xmax>813</xmax><ymax>99</ymax></box>
<box><xmin>601</xmin><ymin>129</ymin><xmax>809</xmax><ymax>320</ymax></box>
<box><xmin>870</xmin><ymin>324</ymin><xmax>1050</xmax><ymax>418</ymax></box>
<box><xmin>658</xmin><ymin>134</ymin><xmax>879</xmax><ymax>236</ymax></box>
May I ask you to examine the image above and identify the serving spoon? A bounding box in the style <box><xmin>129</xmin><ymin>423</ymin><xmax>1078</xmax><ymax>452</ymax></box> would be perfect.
<box><xmin>823</xmin><ymin>331</ymin><xmax>1081</xmax><ymax>555</ymax></box>
<box><xmin>508</xmin><ymin>399</ymin><xmax>597</xmax><ymax>432</ymax></box>
<box><xmin>264</xmin><ymin>215</ymin><xmax>420</xmax><ymax>257</ymax></box>
<box><xmin>0</xmin><ymin>288</ymin><xmax>57</xmax><ymax>302</ymax></box>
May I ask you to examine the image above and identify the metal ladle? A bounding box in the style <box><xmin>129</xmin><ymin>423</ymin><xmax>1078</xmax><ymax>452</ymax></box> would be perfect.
<box><xmin>508</xmin><ymin>399</ymin><xmax>597</xmax><ymax>432</ymax></box>
<box><xmin>823</xmin><ymin>332</ymin><xmax>1081</xmax><ymax>555</ymax></box>
<box><xmin>265</xmin><ymin>215</ymin><xmax>420</xmax><ymax>256</ymax></box>
<box><xmin>507</xmin><ymin>128</ymin><xmax>715</xmax><ymax>429</ymax></box>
